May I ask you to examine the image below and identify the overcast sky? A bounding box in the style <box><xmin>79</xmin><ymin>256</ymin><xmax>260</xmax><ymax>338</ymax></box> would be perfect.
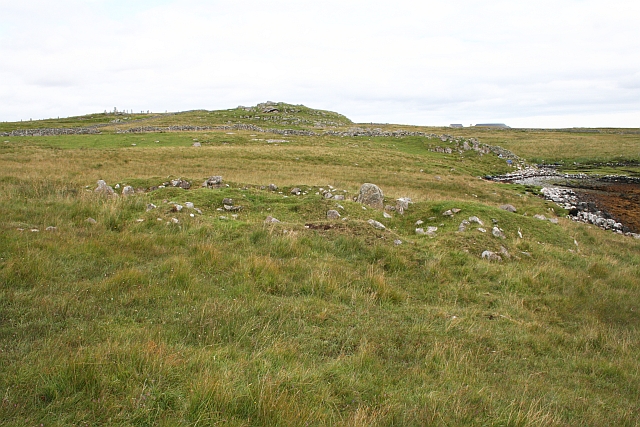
<box><xmin>1</xmin><ymin>0</ymin><xmax>639</xmax><ymax>128</ymax></box>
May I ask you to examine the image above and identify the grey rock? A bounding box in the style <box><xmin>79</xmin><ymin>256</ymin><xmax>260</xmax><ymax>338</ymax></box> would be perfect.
<box><xmin>95</xmin><ymin>180</ymin><xmax>115</xmax><ymax>196</ymax></box>
<box><xmin>45</xmin><ymin>226</ymin><xmax>57</xmax><ymax>231</ymax></box>
<box><xmin>173</xmin><ymin>204</ymin><xmax>183</xmax><ymax>212</ymax></box>
<box><xmin>86</xmin><ymin>217</ymin><xmax>97</xmax><ymax>224</ymax></box>
<box><xmin>415</xmin><ymin>228</ymin><xmax>426</xmax><ymax>235</ymax></box>
<box><xmin>222</xmin><ymin>198</ymin><xmax>234</xmax><ymax>206</ymax></box>
<box><xmin>202</xmin><ymin>176</ymin><xmax>223</xmax><ymax>188</ymax></box>
<box><xmin>171</xmin><ymin>179</ymin><xmax>191</xmax><ymax>189</ymax></box>
<box><xmin>264</xmin><ymin>216</ymin><xmax>280</xmax><ymax>224</ymax></box>
<box><xmin>185</xmin><ymin>202</ymin><xmax>194</xmax><ymax>209</ymax></box>
<box><xmin>482</xmin><ymin>250</ymin><xmax>502</xmax><ymax>261</ymax></box>
<box><xmin>327</xmin><ymin>210</ymin><xmax>341</xmax><ymax>220</ymax></box>
<box><xmin>192</xmin><ymin>142</ymin><xmax>201</xmax><ymax>147</ymax></box>
<box><xmin>367</xmin><ymin>219</ymin><xmax>386</xmax><ymax>230</ymax></box>
<box><xmin>452</xmin><ymin>208</ymin><xmax>461</xmax><ymax>214</ymax></box>
<box><xmin>394</xmin><ymin>239</ymin><xmax>403</xmax><ymax>246</ymax></box>
<box><xmin>458</xmin><ymin>219</ymin><xmax>470</xmax><ymax>232</ymax></box>
<box><xmin>223</xmin><ymin>205</ymin><xmax>242</xmax><ymax>211</ymax></box>
<box><xmin>333</xmin><ymin>194</ymin><xmax>345</xmax><ymax>200</ymax></box>
<box><xmin>477</xmin><ymin>228</ymin><xmax>487</xmax><ymax>233</ymax></box>
<box><xmin>443</xmin><ymin>210</ymin><xmax>454</xmax><ymax>216</ymax></box>
<box><xmin>291</xmin><ymin>187</ymin><xmax>302</xmax><ymax>195</ymax></box>
<box><xmin>415</xmin><ymin>220</ymin><xmax>424</xmax><ymax>226</ymax></box>
<box><xmin>146</xmin><ymin>203</ymin><xmax>157</xmax><ymax>211</ymax></box>
<box><xmin>396</xmin><ymin>197</ymin><xmax>411</xmax><ymax>214</ymax></box>
<box><xmin>356</xmin><ymin>183</ymin><xmax>384</xmax><ymax>210</ymax></box>
<box><xmin>534</xmin><ymin>214</ymin><xmax>547</xmax><ymax>221</ymax></box>
<box><xmin>500</xmin><ymin>204</ymin><xmax>517</xmax><ymax>213</ymax></box>
<box><xmin>122</xmin><ymin>185</ymin><xmax>135</xmax><ymax>196</ymax></box>
<box><xmin>268</xmin><ymin>183</ymin><xmax>278</xmax><ymax>191</ymax></box>
<box><xmin>469</xmin><ymin>216</ymin><xmax>484</xmax><ymax>226</ymax></box>
<box><xmin>492</xmin><ymin>227</ymin><xmax>505</xmax><ymax>239</ymax></box>
<box><xmin>548</xmin><ymin>217</ymin><xmax>559</xmax><ymax>224</ymax></box>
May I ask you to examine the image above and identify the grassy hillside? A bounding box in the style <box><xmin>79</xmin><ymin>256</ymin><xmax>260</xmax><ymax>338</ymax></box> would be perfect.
<box><xmin>1</xmin><ymin>105</ymin><xmax>640</xmax><ymax>426</ymax></box>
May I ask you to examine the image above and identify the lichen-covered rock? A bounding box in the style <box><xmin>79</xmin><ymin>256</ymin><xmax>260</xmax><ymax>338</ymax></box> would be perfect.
<box><xmin>95</xmin><ymin>180</ymin><xmax>115</xmax><ymax>196</ymax></box>
<box><xmin>356</xmin><ymin>184</ymin><xmax>384</xmax><ymax>210</ymax></box>
<box><xmin>482</xmin><ymin>251</ymin><xmax>502</xmax><ymax>261</ymax></box>
<box><xmin>367</xmin><ymin>219</ymin><xmax>386</xmax><ymax>230</ymax></box>
<box><xmin>122</xmin><ymin>185</ymin><xmax>135</xmax><ymax>196</ymax></box>
<box><xmin>327</xmin><ymin>210</ymin><xmax>341</xmax><ymax>220</ymax></box>
<box><xmin>202</xmin><ymin>176</ymin><xmax>223</xmax><ymax>188</ymax></box>
<box><xmin>500</xmin><ymin>204</ymin><xmax>517</xmax><ymax>213</ymax></box>
<box><xmin>396</xmin><ymin>197</ymin><xmax>411</xmax><ymax>214</ymax></box>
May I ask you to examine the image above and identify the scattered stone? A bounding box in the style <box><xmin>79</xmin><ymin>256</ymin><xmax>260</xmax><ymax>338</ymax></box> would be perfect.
<box><xmin>426</xmin><ymin>226</ymin><xmax>438</xmax><ymax>237</ymax></box>
<box><xmin>415</xmin><ymin>220</ymin><xmax>424</xmax><ymax>226</ymax></box>
<box><xmin>443</xmin><ymin>210</ymin><xmax>454</xmax><ymax>216</ymax></box>
<box><xmin>323</xmin><ymin>192</ymin><xmax>333</xmax><ymax>199</ymax></box>
<box><xmin>477</xmin><ymin>228</ymin><xmax>487</xmax><ymax>233</ymax></box>
<box><xmin>458</xmin><ymin>219</ymin><xmax>470</xmax><ymax>232</ymax></box>
<box><xmin>190</xmin><ymin>213</ymin><xmax>195</xmax><ymax>218</ymax></box>
<box><xmin>171</xmin><ymin>178</ymin><xmax>190</xmax><ymax>189</ymax></box>
<box><xmin>383</xmin><ymin>211</ymin><xmax>392</xmax><ymax>219</ymax></box>
<box><xmin>223</xmin><ymin>205</ymin><xmax>242</xmax><ymax>212</ymax></box>
<box><xmin>202</xmin><ymin>176</ymin><xmax>223</xmax><ymax>188</ymax></box>
<box><xmin>94</xmin><ymin>180</ymin><xmax>115</xmax><ymax>196</ymax></box>
<box><xmin>222</xmin><ymin>198</ymin><xmax>233</xmax><ymax>206</ymax></box>
<box><xmin>114</xmin><ymin>183</ymin><xmax>121</xmax><ymax>189</ymax></box>
<box><xmin>172</xmin><ymin>204</ymin><xmax>183</xmax><ymax>212</ymax></box>
<box><xmin>396</xmin><ymin>197</ymin><xmax>412</xmax><ymax>214</ymax></box>
<box><xmin>481</xmin><ymin>251</ymin><xmax>502</xmax><ymax>262</ymax></box>
<box><xmin>394</xmin><ymin>239</ymin><xmax>403</xmax><ymax>245</ymax></box>
<box><xmin>192</xmin><ymin>142</ymin><xmax>201</xmax><ymax>147</ymax></box>
<box><xmin>336</xmin><ymin>204</ymin><xmax>344</xmax><ymax>210</ymax></box>
<box><xmin>469</xmin><ymin>216</ymin><xmax>484</xmax><ymax>226</ymax></box>
<box><xmin>333</xmin><ymin>195</ymin><xmax>345</xmax><ymax>200</ymax></box>
<box><xmin>500</xmin><ymin>204</ymin><xmax>517</xmax><ymax>213</ymax></box>
<box><xmin>122</xmin><ymin>185</ymin><xmax>135</xmax><ymax>196</ymax></box>
<box><xmin>171</xmin><ymin>218</ymin><xmax>179</xmax><ymax>224</ymax></box>
<box><xmin>492</xmin><ymin>227</ymin><xmax>506</xmax><ymax>239</ymax></box>
<box><xmin>415</xmin><ymin>228</ymin><xmax>426</xmax><ymax>235</ymax></box>
<box><xmin>146</xmin><ymin>203</ymin><xmax>157</xmax><ymax>211</ymax></box>
<box><xmin>518</xmin><ymin>228</ymin><xmax>523</xmax><ymax>239</ymax></box>
<box><xmin>368</xmin><ymin>219</ymin><xmax>386</xmax><ymax>230</ymax></box>
<box><xmin>45</xmin><ymin>226</ymin><xmax>57</xmax><ymax>231</ymax></box>
<box><xmin>86</xmin><ymin>217</ymin><xmax>97</xmax><ymax>224</ymax></box>
<box><xmin>183</xmin><ymin>202</ymin><xmax>193</xmax><ymax>209</ymax></box>
<box><xmin>291</xmin><ymin>187</ymin><xmax>302</xmax><ymax>195</ymax></box>
<box><xmin>548</xmin><ymin>217</ymin><xmax>559</xmax><ymax>224</ymax></box>
<box><xmin>194</xmin><ymin>208</ymin><xmax>203</xmax><ymax>214</ymax></box>
<box><xmin>327</xmin><ymin>210</ymin><xmax>341</xmax><ymax>220</ymax></box>
<box><xmin>268</xmin><ymin>183</ymin><xmax>278</xmax><ymax>191</ymax></box>
<box><xmin>499</xmin><ymin>246</ymin><xmax>511</xmax><ymax>258</ymax></box>
<box><xmin>534</xmin><ymin>214</ymin><xmax>547</xmax><ymax>221</ymax></box>
<box><xmin>265</xmin><ymin>216</ymin><xmax>281</xmax><ymax>224</ymax></box>
<box><xmin>30</xmin><ymin>228</ymin><xmax>39</xmax><ymax>232</ymax></box>
<box><xmin>452</xmin><ymin>208</ymin><xmax>461</xmax><ymax>214</ymax></box>
<box><xmin>136</xmin><ymin>219</ymin><xmax>144</xmax><ymax>222</ymax></box>
<box><xmin>356</xmin><ymin>183</ymin><xmax>384</xmax><ymax>210</ymax></box>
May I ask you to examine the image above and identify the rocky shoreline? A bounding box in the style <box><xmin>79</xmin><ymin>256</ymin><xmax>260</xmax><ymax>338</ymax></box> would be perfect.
<box><xmin>487</xmin><ymin>167</ymin><xmax>640</xmax><ymax>237</ymax></box>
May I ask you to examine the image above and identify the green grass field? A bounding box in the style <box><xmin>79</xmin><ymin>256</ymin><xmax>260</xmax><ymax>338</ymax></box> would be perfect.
<box><xmin>1</xmin><ymin>104</ymin><xmax>640</xmax><ymax>426</ymax></box>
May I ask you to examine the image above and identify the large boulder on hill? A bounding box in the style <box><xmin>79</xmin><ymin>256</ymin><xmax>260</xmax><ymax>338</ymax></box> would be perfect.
<box><xmin>356</xmin><ymin>183</ymin><xmax>384</xmax><ymax>210</ymax></box>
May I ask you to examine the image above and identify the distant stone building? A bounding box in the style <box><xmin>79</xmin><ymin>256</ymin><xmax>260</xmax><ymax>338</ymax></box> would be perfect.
<box><xmin>449</xmin><ymin>124</ymin><xmax>463</xmax><ymax>128</ymax></box>
<box><xmin>474</xmin><ymin>123</ymin><xmax>510</xmax><ymax>128</ymax></box>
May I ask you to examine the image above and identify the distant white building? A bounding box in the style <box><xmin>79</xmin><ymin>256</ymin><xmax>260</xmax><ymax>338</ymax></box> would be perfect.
<box><xmin>474</xmin><ymin>123</ymin><xmax>510</xmax><ymax>128</ymax></box>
